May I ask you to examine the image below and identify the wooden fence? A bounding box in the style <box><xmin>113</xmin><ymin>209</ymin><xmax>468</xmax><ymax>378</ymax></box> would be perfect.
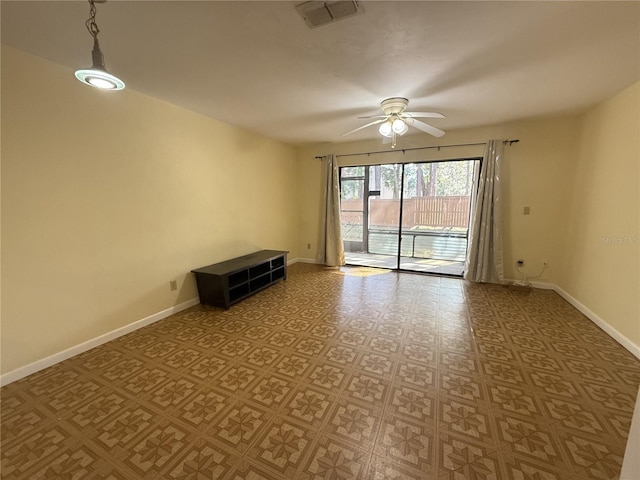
<box><xmin>341</xmin><ymin>196</ymin><xmax>470</xmax><ymax>229</ymax></box>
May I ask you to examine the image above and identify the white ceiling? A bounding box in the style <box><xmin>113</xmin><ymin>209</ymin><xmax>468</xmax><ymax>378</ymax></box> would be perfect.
<box><xmin>2</xmin><ymin>1</ymin><xmax>639</xmax><ymax>146</ymax></box>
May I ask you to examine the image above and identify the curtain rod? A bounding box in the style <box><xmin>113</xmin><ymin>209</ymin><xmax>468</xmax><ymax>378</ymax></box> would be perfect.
<box><xmin>315</xmin><ymin>139</ymin><xmax>519</xmax><ymax>159</ymax></box>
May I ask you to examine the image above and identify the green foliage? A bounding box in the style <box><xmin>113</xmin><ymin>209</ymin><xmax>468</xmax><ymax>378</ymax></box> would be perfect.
<box><xmin>340</xmin><ymin>160</ymin><xmax>476</xmax><ymax>201</ymax></box>
<box><xmin>433</xmin><ymin>161</ymin><xmax>475</xmax><ymax>196</ymax></box>
<box><xmin>340</xmin><ymin>166</ymin><xmax>365</xmax><ymax>200</ymax></box>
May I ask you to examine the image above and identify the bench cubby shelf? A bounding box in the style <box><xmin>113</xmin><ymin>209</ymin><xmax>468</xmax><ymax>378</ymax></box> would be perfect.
<box><xmin>191</xmin><ymin>250</ymin><xmax>287</xmax><ymax>309</ymax></box>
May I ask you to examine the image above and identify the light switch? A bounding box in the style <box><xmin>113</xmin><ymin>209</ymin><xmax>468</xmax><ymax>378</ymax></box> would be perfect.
<box><xmin>523</xmin><ymin>206</ymin><xmax>531</xmax><ymax>215</ymax></box>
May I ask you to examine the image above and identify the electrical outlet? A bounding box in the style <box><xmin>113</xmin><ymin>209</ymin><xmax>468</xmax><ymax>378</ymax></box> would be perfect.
<box><xmin>170</xmin><ymin>280</ymin><xmax>178</xmax><ymax>291</ymax></box>
<box><xmin>516</xmin><ymin>259</ymin><xmax>525</xmax><ymax>267</ymax></box>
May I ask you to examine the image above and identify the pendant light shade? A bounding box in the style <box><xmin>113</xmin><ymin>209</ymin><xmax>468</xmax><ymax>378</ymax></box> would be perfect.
<box><xmin>75</xmin><ymin>39</ymin><xmax>125</xmax><ymax>90</ymax></box>
<box><xmin>75</xmin><ymin>0</ymin><xmax>125</xmax><ymax>90</ymax></box>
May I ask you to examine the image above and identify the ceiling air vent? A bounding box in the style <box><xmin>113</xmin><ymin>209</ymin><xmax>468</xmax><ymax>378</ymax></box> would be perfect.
<box><xmin>296</xmin><ymin>1</ymin><xmax>363</xmax><ymax>29</ymax></box>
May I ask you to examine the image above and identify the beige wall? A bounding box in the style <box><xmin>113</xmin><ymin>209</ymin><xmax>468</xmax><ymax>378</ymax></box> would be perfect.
<box><xmin>2</xmin><ymin>44</ymin><xmax>637</xmax><ymax>376</ymax></box>
<box><xmin>296</xmin><ymin>83</ymin><xmax>639</xmax><ymax>351</ymax></box>
<box><xmin>296</xmin><ymin>117</ymin><xmax>581</xmax><ymax>284</ymax></box>
<box><xmin>1</xmin><ymin>46</ymin><xmax>299</xmax><ymax>374</ymax></box>
<box><xmin>560</xmin><ymin>82</ymin><xmax>640</xmax><ymax>346</ymax></box>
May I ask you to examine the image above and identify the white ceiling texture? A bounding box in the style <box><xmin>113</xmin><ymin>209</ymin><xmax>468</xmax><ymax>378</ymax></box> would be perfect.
<box><xmin>2</xmin><ymin>1</ymin><xmax>639</xmax><ymax>146</ymax></box>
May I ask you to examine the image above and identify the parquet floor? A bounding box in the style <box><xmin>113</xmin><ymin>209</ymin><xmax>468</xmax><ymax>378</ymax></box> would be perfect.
<box><xmin>1</xmin><ymin>263</ymin><xmax>639</xmax><ymax>479</ymax></box>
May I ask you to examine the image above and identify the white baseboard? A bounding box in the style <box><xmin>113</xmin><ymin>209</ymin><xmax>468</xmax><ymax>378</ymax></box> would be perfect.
<box><xmin>503</xmin><ymin>278</ymin><xmax>555</xmax><ymax>290</ymax></box>
<box><xmin>288</xmin><ymin>257</ymin><xmax>319</xmax><ymax>265</ymax></box>
<box><xmin>3</xmin><ymin>277</ymin><xmax>638</xmax><ymax>386</ymax></box>
<box><xmin>0</xmin><ymin>297</ymin><xmax>200</xmax><ymax>387</ymax></box>
<box><xmin>530</xmin><ymin>281</ymin><xmax>555</xmax><ymax>290</ymax></box>
<box><xmin>1</xmin><ymin>258</ymin><xmax>317</xmax><ymax>386</ymax></box>
<box><xmin>553</xmin><ymin>285</ymin><xmax>640</xmax><ymax>360</ymax></box>
<box><xmin>503</xmin><ymin>278</ymin><xmax>639</xmax><ymax>359</ymax></box>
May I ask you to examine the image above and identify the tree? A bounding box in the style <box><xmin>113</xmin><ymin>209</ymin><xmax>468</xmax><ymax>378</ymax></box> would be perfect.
<box><xmin>339</xmin><ymin>166</ymin><xmax>365</xmax><ymax>200</ymax></box>
<box><xmin>435</xmin><ymin>161</ymin><xmax>475</xmax><ymax>196</ymax></box>
<box><xmin>380</xmin><ymin>164</ymin><xmax>403</xmax><ymax>199</ymax></box>
<box><xmin>425</xmin><ymin>163</ymin><xmax>437</xmax><ymax>196</ymax></box>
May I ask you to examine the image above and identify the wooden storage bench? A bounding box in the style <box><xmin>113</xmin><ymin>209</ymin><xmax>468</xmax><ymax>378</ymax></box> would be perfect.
<box><xmin>191</xmin><ymin>250</ymin><xmax>287</xmax><ymax>309</ymax></box>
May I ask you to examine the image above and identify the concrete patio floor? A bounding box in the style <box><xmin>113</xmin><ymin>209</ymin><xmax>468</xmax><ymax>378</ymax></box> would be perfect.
<box><xmin>344</xmin><ymin>252</ymin><xmax>465</xmax><ymax>276</ymax></box>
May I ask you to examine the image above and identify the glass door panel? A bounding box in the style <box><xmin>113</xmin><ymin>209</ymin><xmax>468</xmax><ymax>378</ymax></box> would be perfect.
<box><xmin>399</xmin><ymin>161</ymin><xmax>477</xmax><ymax>276</ymax></box>
<box><xmin>339</xmin><ymin>167</ymin><xmax>366</xmax><ymax>255</ymax></box>
<box><xmin>367</xmin><ymin>165</ymin><xmax>401</xmax><ymax>268</ymax></box>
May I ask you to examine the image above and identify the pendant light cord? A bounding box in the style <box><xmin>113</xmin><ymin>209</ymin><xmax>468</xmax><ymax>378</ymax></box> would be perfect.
<box><xmin>85</xmin><ymin>0</ymin><xmax>100</xmax><ymax>41</ymax></box>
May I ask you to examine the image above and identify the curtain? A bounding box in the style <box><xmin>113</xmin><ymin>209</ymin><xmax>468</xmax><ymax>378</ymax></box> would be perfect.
<box><xmin>464</xmin><ymin>140</ymin><xmax>504</xmax><ymax>283</ymax></box>
<box><xmin>316</xmin><ymin>154</ymin><xmax>345</xmax><ymax>266</ymax></box>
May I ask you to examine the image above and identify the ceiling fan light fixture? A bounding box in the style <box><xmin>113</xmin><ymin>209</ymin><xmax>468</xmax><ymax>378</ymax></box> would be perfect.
<box><xmin>75</xmin><ymin>0</ymin><xmax>125</xmax><ymax>91</ymax></box>
<box><xmin>392</xmin><ymin>118</ymin><xmax>408</xmax><ymax>135</ymax></box>
<box><xmin>342</xmin><ymin>97</ymin><xmax>445</xmax><ymax>142</ymax></box>
<box><xmin>379</xmin><ymin>121</ymin><xmax>393</xmax><ymax>137</ymax></box>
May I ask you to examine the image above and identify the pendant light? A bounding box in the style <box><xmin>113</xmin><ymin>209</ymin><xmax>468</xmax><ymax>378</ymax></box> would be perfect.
<box><xmin>74</xmin><ymin>0</ymin><xmax>125</xmax><ymax>90</ymax></box>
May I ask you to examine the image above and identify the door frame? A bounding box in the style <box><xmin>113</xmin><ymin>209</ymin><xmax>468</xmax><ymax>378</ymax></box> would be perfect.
<box><xmin>340</xmin><ymin>156</ymin><xmax>482</xmax><ymax>277</ymax></box>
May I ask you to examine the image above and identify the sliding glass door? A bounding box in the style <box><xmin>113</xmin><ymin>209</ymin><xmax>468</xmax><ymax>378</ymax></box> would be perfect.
<box><xmin>339</xmin><ymin>167</ymin><xmax>366</xmax><ymax>254</ymax></box>
<box><xmin>340</xmin><ymin>159</ymin><xmax>479</xmax><ymax>276</ymax></box>
<box><xmin>398</xmin><ymin>161</ymin><xmax>476</xmax><ymax>275</ymax></box>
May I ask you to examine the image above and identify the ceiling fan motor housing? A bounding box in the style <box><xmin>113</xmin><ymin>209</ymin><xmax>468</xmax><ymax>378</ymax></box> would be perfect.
<box><xmin>380</xmin><ymin>97</ymin><xmax>409</xmax><ymax>115</ymax></box>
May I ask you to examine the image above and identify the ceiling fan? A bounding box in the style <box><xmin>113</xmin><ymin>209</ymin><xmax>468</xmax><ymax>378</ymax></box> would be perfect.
<box><xmin>342</xmin><ymin>97</ymin><xmax>445</xmax><ymax>148</ymax></box>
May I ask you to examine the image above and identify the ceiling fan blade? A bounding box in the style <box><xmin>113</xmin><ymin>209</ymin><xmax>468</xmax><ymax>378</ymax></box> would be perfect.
<box><xmin>405</xmin><ymin>118</ymin><xmax>445</xmax><ymax>137</ymax></box>
<box><xmin>358</xmin><ymin>115</ymin><xmax>388</xmax><ymax>119</ymax></box>
<box><xmin>403</xmin><ymin>112</ymin><xmax>445</xmax><ymax>119</ymax></box>
<box><xmin>341</xmin><ymin>118</ymin><xmax>386</xmax><ymax>137</ymax></box>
